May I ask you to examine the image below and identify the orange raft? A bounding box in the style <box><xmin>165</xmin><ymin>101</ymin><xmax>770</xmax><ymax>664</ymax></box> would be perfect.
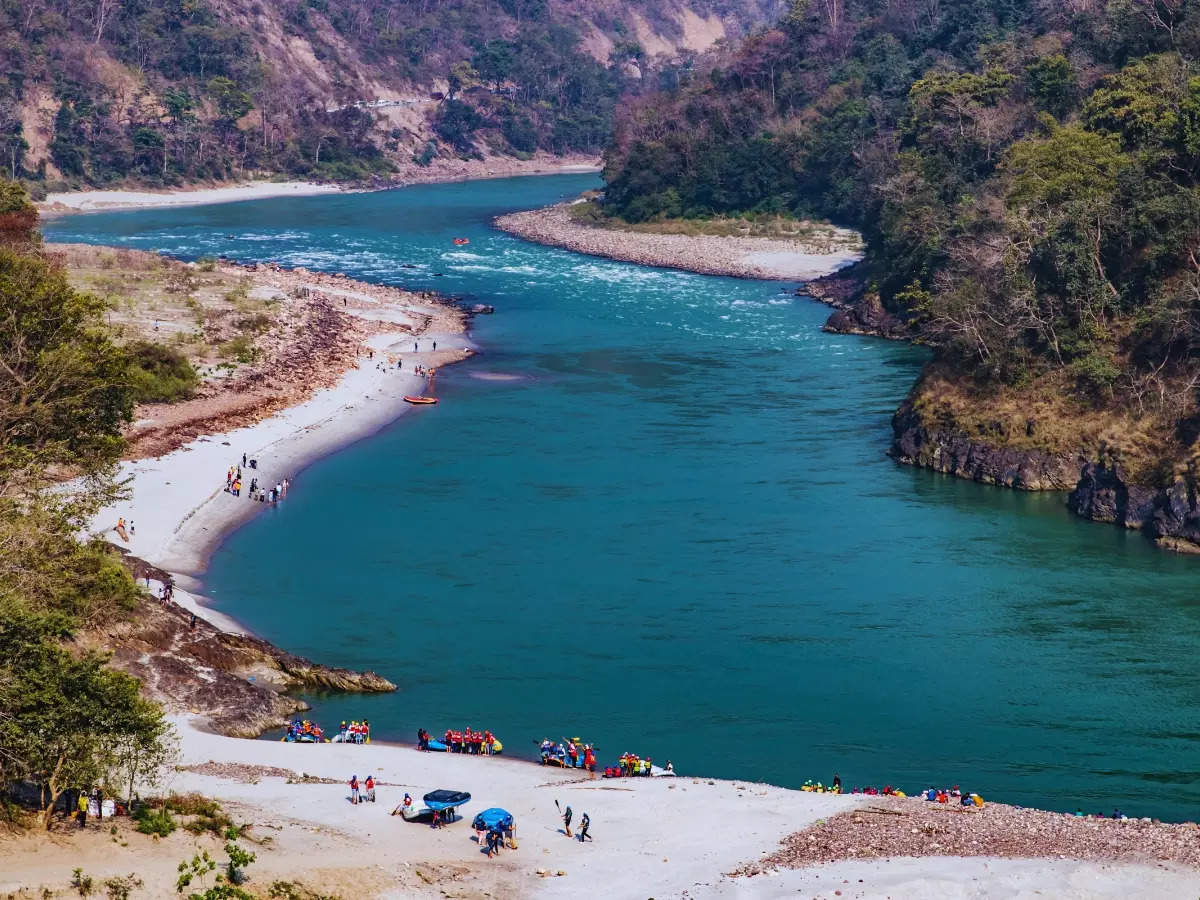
<box><xmin>453</xmin><ymin>238</ymin><xmax>470</xmax><ymax>246</ymax></box>
<box><xmin>405</xmin><ymin>368</ymin><xmax>438</xmax><ymax>405</ymax></box>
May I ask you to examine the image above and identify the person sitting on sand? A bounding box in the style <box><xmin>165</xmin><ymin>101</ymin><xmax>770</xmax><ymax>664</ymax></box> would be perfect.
<box><xmin>961</xmin><ymin>792</ymin><xmax>974</xmax><ymax>807</ymax></box>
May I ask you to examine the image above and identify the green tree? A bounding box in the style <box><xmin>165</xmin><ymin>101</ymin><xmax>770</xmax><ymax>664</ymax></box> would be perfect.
<box><xmin>206</xmin><ymin>77</ymin><xmax>253</xmax><ymax>123</ymax></box>
<box><xmin>0</xmin><ymin>248</ymin><xmax>134</xmax><ymax>485</ymax></box>
<box><xmin>0</xmin><ymin>611</ymin><xmax>168</xmax><ymax>828</ymax></box>
<box><xmin>1025</xmin><ymin>54</ymin><xmax>1076</xmax><ymax>119</ymax></box>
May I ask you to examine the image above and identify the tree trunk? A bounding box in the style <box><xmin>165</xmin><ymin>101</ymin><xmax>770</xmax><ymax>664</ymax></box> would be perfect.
<box><xmin>40</xmin><ymin>754</ymin><xmax>66</xmax><ymax>830</ymax></box>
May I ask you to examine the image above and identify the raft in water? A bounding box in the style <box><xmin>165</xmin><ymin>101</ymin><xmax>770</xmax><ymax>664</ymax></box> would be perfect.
<box><xmin>404</xmin><ymin>396</ymin><xmax>438</xmax><ymax>405</ymax></box>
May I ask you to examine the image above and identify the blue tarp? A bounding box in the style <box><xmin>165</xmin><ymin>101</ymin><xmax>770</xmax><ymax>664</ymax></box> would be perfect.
<box><xmin>472</xmin><ymin>807</ymin><xmax>513</xmax><ymax>831</ymax></box>
<box><xmin>423</xmin><ymin>789</ymin><xmax>470</xmax><ymax>811</ymax></box>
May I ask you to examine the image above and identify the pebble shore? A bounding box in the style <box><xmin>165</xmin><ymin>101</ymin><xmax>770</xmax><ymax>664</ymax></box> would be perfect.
<box><xmin>736</xmin><ymin>795</ymin><xmax>1200</xmax><ymax>874</ymax></box>
<box><xmin>495</xmin><ymin>203</ymin><xmax>863</xmax><ymax>280</ymax></box>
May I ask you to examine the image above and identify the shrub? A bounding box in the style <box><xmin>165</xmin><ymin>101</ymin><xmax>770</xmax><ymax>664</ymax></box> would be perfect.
<box><xmin>133</xmin><ymin>804</ymin><xmax>177</xmax><ymax>837</ymax></box>
<box><xmin>126</xmin><ymin>340</ymin><xmax>200</xmax><ymax>403</ymax></box>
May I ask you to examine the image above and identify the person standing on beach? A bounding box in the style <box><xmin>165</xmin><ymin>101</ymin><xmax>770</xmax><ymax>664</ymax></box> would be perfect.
<box><xmin>578</xmin><ymin>812</ymin><xmax>591</xmax><ymax>842</ymax></box>
<box><xmin>365</xmin><ymin>775</ymin><xmax>376</xmax><ymax>802</ymax></box>
<box><xmin>242</xmin><ymin>453</ymin><xmax>247</xmax><ymax>467</ymax></box>
<box><xmin>433</xmin><ymin>340</ymin><xmax>437</xmax><ymax>351</ymax></box>
<box><xmin>414</xmin><ymin>342</ymin><xmax>418</xmax><ymax>352</ymax></box>
<box><xmin>349</xmin><ymin>775</ymin><xmax>360</xmax><ymax>805</ymax></box>
<box><xmin>562</xmin><ymin>805</ymin><xmax>572</xmax><ymax>837</ymax></box>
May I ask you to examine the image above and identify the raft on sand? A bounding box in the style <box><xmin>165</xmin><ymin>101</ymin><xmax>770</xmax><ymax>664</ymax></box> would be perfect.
<box><xmin>472</xmin><ymin>808</ymin><xmax>514</xmax><ymax>831</ymax></box>
<box><xmin>400</xmin><ymin>789</ymin><xmax>472</xmax><ymax>823</ymax></box>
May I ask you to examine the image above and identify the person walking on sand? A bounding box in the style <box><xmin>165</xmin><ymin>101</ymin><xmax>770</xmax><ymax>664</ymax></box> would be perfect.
<box><xmin>349</xmin><ymin>775</ymin><xmax>360</xmax><ymax>805</ymax></box>
<box><xmin>77</xmin><ymin>790</ymin><xmax>88</xmax><ymax>828</ymax></box>
<box><xmin>365</xmin><ymin>775</ymin><xmax>376</xmax><ymax>803</ymax></box>
<box><xmin>578</xmin><ymin>812</ymin><xmax>591</xmax><ymax>842</ymax></box>
<box><xmin>414</xmin><ymin>342</ymin><xmax>418</xmax><ymax>352</ymax></box>
<box><xmin>562</xmin><ymin>804</ymin><xmax>572</xmax><ymax>837</ymax></box>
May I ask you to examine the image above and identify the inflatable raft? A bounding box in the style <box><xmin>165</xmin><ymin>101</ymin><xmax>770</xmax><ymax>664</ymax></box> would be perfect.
<box><xmin>403</xmin><ymin>395</ymin><xmax>438</xmax><ymax>404</ymax></box>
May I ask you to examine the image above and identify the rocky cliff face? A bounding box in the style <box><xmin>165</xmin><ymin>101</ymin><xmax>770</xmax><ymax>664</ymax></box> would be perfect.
<box><xmin>1069</xmin><ymin>461</ymin><xmax>1200</xmax><ymax>552</ymax></box>
<box><xmin>890</xmin><ymin>400</ymin><xmax>1084</xmax><ymax>491</ymax></box>
<box><xmin>803</xmin><ymin>270</ymin><xmax>910</xmax><ymax>341</ymax></box>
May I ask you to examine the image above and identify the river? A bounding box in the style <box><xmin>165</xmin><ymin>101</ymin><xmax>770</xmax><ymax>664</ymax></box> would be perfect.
<box><xmin>46</xmin><ymin>174</ymin><xmax>1200</xmax><ymax>822</ymax></box>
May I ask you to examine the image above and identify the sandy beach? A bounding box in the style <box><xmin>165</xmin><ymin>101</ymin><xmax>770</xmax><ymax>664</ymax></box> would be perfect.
<box><xmin>39</xmin><ymin>156</ymin><xmax>601</xmax><ymax>214</ymax></box>
<box><xmin>6</xmin><ymin>722</ymin><xmax>1200</xmax><ymax>898</ymax></box>
<box><xmin>495</xmin><ymin>202</ymin><xmax>864</xmax><ymax>280</ymax></box>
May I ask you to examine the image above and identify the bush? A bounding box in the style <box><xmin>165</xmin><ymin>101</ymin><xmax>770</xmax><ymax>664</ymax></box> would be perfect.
<box><xmin>413</xmin><ymin>140</ymin><xmax>437</xmax><ymax>166</ymax></box>
<box><xmin>126</xmin><ymin>340</ymin><xmax>200</xmax><ymax>403</ymax></box>
<box><xmin>133</xmin><ymin>804</ymin><xmax>177</xmax><ymax>837</ymax></box>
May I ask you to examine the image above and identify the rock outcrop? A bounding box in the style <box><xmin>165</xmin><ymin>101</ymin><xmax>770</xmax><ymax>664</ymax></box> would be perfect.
<box><xmin>86</xmin><ymin>554</ymin><xmax>396</xmax><ymax>738</ymax></box>
<box><xmin>1069</xmin><ymin>461</ymin><xmax>1200</xmax><ymax>552</ymax></box>
<box><xmin>803</xmin><ymin>269</ymin><xmax>910</xmax><ymax>340</ymax></box>
<box><xmin>890</xmin><ymin>400</ymin><xmax>1084</xmax><ymax>491</ymax></box>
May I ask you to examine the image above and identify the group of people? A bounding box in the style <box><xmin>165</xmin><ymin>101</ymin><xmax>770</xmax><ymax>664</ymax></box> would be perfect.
<box><xmin>539</xmin><ymin>739</ymin><xmax>596</xmax><ymax>774</ymax></box>
<box><xmin>225</xmin><ymin>455</ymin><xmax>289</xmax><ymax>504</ymax></box>
<box><xmin>348</xmin><ymin>774</ymin><xmax>376</xmax><ymax>804</ymax></box>
<box><xmin>605</xmin><ymin>752</ymin><xmax>665</xmax><ymax>779</ymax></box>
<box><xmin>75</xmin><ymin>787</ymin><xmax>113</xmax><ymax>828</ymax></box>
<box><xmin>560</xmin><ymin>805</ymin><xmax>592</xmax><ymax>842</ymax></box>
<box><xmin>337</xmin><ymin>720</ymin><xmax>371</xmax><ymax>743</ymax></box>
<box><xmin>114</xmin><ymin>516</ymin><xmax>135</xmax><ymax>541</ymax></box>
<box><xmin>283</xmin><ymin>720</ymin><xmax>325</xmax><ymax>742</ymax></box>
<box><xmin>924</xmin><ymin>786</ymin><xmax>985</xmax><ymax>808</ymax></box>
<box><xmin>439</xmin><ymin>728</ymin><xmax>498</xmax><ymax>754</ymax></box>
<box><xmin>1076</xmin><ymin>808</ymin><xmax>1129</xmax><ymax>820</ymax></box>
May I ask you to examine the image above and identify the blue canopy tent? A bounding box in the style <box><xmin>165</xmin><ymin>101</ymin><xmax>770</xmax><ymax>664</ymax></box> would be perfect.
<box><xmin>471</xmin><ymin>807</ymin><xmax>513</xmax><ymax>832</ymax></box>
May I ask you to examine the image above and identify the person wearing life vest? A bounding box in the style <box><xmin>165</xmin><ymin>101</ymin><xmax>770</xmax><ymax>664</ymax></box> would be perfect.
<box><xmin>484</xmin><ymin>730</ymin><xmax>494</xmax><ymax>755</ymax></box>
<box><xmin>567</xmin><ymin>740</ymin><xmax>577</xmax><ymax>766</ymax></box>
<box><xmin>365</xmin><ymin>775</ymin><xmax>376</xmax><ymax>802</ymax></box>
<box><xmin>584</xmin><ymin>744</ymin><xmax>596</xmax><ymax>778</ymax></box>
<box><xmin>349</xmin><ymin>775</ymin><xmax>360</xmax><ymax>805</ymax></box>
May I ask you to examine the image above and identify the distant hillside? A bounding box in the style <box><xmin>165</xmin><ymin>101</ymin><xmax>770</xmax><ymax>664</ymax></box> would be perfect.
<box><xmin>0</xmin><ymin>0</ymin><xmax>784</xmax><ymax>189</ymax></box>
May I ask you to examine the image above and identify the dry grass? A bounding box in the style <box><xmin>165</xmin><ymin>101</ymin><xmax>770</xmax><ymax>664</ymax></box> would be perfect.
<box><xmin>910</xmin><ymin>364</ymin><xmax>1186</xmax><ymax>483</ymax></box>
<box><xmin>48</xmin><ymin>244</ymin><xmax>285</xmax><ymax>377</ymax></box>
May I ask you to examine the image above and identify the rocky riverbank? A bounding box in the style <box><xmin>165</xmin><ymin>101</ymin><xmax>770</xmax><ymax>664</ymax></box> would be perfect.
<box><xmin>804</xmin><ymin>267</ymin><xmax>911</xmax><ymax>340</ymax></box>
<box><xmin>495</xmin><ymin>202</ymin><xmax>863</xmax><ymax>280</ymax></box>
<box><xmin>87</xmin><ymin>553</ymin><xmax>394</xmax><ymax>738</ymax></box>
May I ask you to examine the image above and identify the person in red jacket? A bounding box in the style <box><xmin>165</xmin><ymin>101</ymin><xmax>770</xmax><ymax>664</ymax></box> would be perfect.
<box><xmin>584</xmin><ymin>745</ymin><xmax>596</xmax><ymax>779</ymax></box>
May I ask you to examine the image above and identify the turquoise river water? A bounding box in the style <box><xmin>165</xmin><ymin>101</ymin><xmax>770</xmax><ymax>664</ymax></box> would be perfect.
<box><xmin>46</xmin><ymin>174</ymin><xmax>1200</xmax><ymax>821</ymax></box>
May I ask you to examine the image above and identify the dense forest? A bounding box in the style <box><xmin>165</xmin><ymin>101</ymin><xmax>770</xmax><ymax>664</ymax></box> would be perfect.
<box><xmin>603</xmin><ymin>0</ymin><xmax>1200</xmax><ymax>506</ymax></box>
<box><xmin>0</xmin><ymin>0</ymin><xmax>782</xmax><ymax>188</ymax></box>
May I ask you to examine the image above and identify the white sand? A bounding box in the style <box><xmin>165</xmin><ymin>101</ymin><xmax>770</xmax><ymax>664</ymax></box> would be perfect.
<box><xmin>740</xmin><ymin>248</ymin><xmax>863</xmax><ymax>280</ymax></box>
<box><xmin>93</xmin><ymin>324</ymin><xmax>468</xmax><ymax>590</ymax></box>
<box><xmin>42</xmin><ymin>181</ymin><xmax>342</xmax><ymax>212</ymax></box>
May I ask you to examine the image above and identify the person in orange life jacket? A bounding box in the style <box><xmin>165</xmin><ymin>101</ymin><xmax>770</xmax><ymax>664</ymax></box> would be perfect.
<box><xmin>365</xmin><ymin>775</ymin><xmax>376</xmax><ymax>802</ymax></box>
<box><xmin>349</xmin><ymin>775</ymin><xmax>360</xmax><ymax>805</ymax></box>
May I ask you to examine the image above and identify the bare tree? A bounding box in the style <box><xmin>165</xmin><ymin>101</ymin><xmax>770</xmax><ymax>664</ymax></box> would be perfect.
<box><xmin>93</xmin><ymin>0</ymin><xmax>120</xmax><ymax>44</ymax></box>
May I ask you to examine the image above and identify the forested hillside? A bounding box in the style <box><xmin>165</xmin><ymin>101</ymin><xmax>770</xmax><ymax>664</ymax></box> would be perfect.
<box><xmin>602</xmin><ymin>0</ymin><xmax>1200</xmax><ymax>546</ymax></box>
<box><xmin>0</xmin><ymin>0</ymin><xmax>783</xmax><ymax>189</ymax></box>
